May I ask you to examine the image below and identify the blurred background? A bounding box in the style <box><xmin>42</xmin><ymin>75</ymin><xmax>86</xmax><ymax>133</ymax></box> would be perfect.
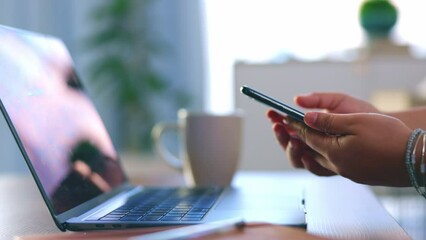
<box><xmin>0</xmin><ymin>0</ymin><xmax>206</xmax><ymax>170</ymax></box>
<box><xmin>0</xmin><ymin>0</ymin><xmax>426</xmax><ymax>238</ymax></box>
<box><xmin>2</xmin><ymin>0</ymin><xmax>426</xmax><ymax>169</ymax></box>
<box><xmin>1</xmin><ymin>1</ymin><xmax>426</xmax><ymax>166</ymax></box>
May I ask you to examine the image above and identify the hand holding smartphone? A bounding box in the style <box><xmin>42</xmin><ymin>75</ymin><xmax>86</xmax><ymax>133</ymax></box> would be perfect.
<box><xmin>240</xmin><ymin>85</ymin><xmax>305</xmax><ymax>122</ymax></box>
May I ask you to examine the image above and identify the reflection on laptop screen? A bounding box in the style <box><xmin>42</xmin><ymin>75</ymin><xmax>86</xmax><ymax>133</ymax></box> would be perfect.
<box><xmin>0</xmin><ymin>26</ymin><xmax>127</xmax><ymax>214</ymax></box>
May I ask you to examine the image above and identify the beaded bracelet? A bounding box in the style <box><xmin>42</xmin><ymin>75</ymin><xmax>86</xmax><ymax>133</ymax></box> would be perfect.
<box><xmin>420</xmin><ymin>133</ymin><xmax>426</xmax><ymax>197</ymax></box>
<box><xmin>405</xmin><ymin>128</ymin><xmax>422</xmax><ymax>189</ymax></box>
<box><xmin>406</xmin><ymin>128</ymin><xmax>426</xmax><ymax>198</ymax></box>
<box><xmin>410</xmin><ymin>130</ymin><xmax>421</xmax><ymax>193</ymax></box>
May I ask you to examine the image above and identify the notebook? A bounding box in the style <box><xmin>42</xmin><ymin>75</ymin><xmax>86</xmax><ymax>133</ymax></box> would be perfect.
<box><xmin>0</xmin><ymin>25</ymin><xmax>306</xmax><ymax>231</ymax></box>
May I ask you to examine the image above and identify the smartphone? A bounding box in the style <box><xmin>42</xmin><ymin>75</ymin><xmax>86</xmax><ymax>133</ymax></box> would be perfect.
<box><xmin>240</xmin><ymin>85</ymin><xmax>305</xmax><ymax>122</ymax></box>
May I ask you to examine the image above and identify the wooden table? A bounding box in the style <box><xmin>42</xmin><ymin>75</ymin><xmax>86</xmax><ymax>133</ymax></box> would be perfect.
<box><xmin>0</xmin><ymin>159</ymin><xmax>413</xmax><ymax>240</ymax></box>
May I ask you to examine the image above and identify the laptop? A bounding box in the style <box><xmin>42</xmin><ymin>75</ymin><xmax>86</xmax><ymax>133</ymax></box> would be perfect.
<box><xmin>0</xmin><ymin>25</ymin><xmax>306</xmax><ymax>231</ymax></box>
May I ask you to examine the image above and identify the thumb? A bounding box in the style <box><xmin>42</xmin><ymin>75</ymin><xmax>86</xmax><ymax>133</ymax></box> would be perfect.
<box><xmin>304</xmin><ymin>112</ymin><xmax>353</xmax><ymax>135</ymax></box>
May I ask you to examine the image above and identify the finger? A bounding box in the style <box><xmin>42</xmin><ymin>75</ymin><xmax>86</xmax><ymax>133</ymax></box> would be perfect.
<box><xmin>286</xmin><ymin>112</ymin><xmax>351</xmax><ymax>158</ymax></box>
<box><xmin>268</xmin><ymin>110</ymin><xmax>299</xmax><ymax>137</ymax></box>
<box><xmin>292</xmin><ymin>139</ymin><xmax>336</xmax><ymax>172</ymax></box>
<box><xmin>282</xmin><ymin>125</ymin><xmax>336</xmax><ymax>172</ymax></box>
<box><xmin>295</xmin><ymin>92</ymin><xmax>345</xmax><ymax>111</ymax></box>
<box><xmin>272</xmin><ymin>122</ymin><xmax>290</xmax><ymax>149</ymax></box>
<box><xmin>300</xmin><ymin>152</ymin><xmax>336</xmax><ymax>176</ymax></box>
<box><xmin>304</xmin><ymin>112</ymin><xmax>354</xmax><ymax>135</ymax></box>
<box><xmin>286</xmin><ymin>138</ymin><xmax>307</xmax><ymax>169</ymax></box>
<box><xmin>267</xmin><ymin>109</ymin><xmax>285</xmax><ymax>123</ymax></box>
<box><xmin>273</xmin><ymin>123</ymin><xmax>306</xmax><ymax>169</ymax></box>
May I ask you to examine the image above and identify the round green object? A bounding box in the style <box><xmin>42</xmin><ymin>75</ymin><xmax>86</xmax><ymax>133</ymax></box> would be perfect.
<box><xmin>359</xmin><ymin>0</ymin><xmax>398</xmax><ymax>37</ymax></box>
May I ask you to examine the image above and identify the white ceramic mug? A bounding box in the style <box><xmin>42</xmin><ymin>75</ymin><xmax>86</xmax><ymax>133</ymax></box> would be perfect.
<box><xmin>152</xmin><ymin>109</ymin><xmax>244</xmax><ymax>186</ymax></box>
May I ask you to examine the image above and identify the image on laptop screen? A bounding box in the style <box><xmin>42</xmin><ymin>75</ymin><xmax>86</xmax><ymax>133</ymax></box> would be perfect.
<box><xmin>0</xmin><ymin>26</ymin><xmax>127</xmax><ymax>214</ymax></box>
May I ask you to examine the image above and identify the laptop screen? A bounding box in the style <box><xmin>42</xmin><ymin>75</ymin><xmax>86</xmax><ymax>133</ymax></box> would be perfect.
<box><xmin>0</xmin><ymin>26</ymin><xmax>127</xmax><ymax>214</ymax></box>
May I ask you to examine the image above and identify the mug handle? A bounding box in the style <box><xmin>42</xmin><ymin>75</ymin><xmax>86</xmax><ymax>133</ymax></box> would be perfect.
<box><xmin>151</xmin><ymin>122</ymin><xmax>183</xmax><ymax>170</ymax></box>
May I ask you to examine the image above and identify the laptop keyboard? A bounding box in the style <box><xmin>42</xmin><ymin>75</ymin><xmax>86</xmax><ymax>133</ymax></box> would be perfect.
<box><xmin>98</xmin><ymin>187</ymin><xmax>222</xmax><ymax>222</ymax></box>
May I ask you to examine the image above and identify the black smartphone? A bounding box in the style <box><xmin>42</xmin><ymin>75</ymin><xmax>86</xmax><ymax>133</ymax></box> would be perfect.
<box><xmin>240</xmin><ymin>85</ymin><xmax>305</xmax><ymax>122</ymax></box>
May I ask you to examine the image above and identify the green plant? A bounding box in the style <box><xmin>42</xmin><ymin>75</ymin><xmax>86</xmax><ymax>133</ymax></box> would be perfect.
<box><xmin>84</xmin><ymin>0</ymin><xmax>188</xmax><ymax>152</ymax></box>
